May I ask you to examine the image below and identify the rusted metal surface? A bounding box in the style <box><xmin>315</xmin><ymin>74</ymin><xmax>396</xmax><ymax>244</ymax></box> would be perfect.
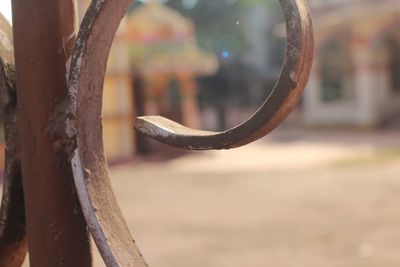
<box><xmin>64</xmin><ymin>0</ymin><xmax>313</xmax><ymax>266</ymax></box>
<box><xmin>0</xmin><ymin>14</ymin><xmax>27</xmax><ymax>267</ymax></box>
<box><xmin>135</xmin><ymin>0</ymin><xmax>314</xmax><ymax>150</ymax></box>
<box><xmin>12</xmin><ymin>1</ymin><xmax>92</xmax><ymax>266</ymax></box>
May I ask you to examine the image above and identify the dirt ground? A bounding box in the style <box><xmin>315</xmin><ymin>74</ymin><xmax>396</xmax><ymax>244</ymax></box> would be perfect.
<box><xmin>23</xmin><ymin>128</ymin><xmax>400</xmax><ymax>266</ymax></box>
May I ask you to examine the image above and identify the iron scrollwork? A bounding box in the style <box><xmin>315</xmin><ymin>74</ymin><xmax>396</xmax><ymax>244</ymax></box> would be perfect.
<box><xmin>65</xmin><ymin>0</ymin><xmax>313</xmax><ymax>266</ymax></box>
<box><xmin>0</xmin><ymin>0</ymin><xmax>313</xmax><ymax>266</ymax></box>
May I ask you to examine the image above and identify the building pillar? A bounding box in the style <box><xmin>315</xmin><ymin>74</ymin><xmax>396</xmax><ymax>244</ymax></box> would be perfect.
<box><xmin>352</xmin><ymin>40</ymin><xmax>378</xmax><ymax>126</ymax></box>
<box><xmin>178</xmin><ymin>75</ymin><xmax>200</xmax><ymax>128</ymax></box>
<box><xmin>143</xmin><ymin>75</ymin><xmax>162</xmax><ymax>115</ymax></box>
<box><xmin>372</xmin><ymin>44</ymin><xmax>391</xmax><ymax>115</ymax></box>
<box><xmin>303</xmin><ymin>58</ymin><xmax>321</xmax><ymax>124</ymax></box>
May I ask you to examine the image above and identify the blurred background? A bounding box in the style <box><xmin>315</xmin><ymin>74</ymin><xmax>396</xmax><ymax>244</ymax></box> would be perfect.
<box><xmin>2</xmin><ymin>0</ymin><xmax>400</xmax><ymax>266</ymax></box>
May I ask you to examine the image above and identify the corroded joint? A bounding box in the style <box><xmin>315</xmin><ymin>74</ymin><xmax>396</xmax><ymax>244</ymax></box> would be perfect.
<box><xmin>49</xmin><ymin>100</ymin><xmax>78</xmax><ymax>161</ymax></box>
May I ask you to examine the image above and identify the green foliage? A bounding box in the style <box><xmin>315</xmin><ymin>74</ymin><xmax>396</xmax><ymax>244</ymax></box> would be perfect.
<box><xmin>129</xmin><ymin>0</ymin><xmax>282</xmax><ymax>61</ymax></box>
<box><xmin>239</xmin><ymin>0</ymin><xmax>274</xmax><ymax>6</ymax></box>
<box><xmin>164</xmin><ymin>0</ymin><xmax>249</xmax><ymax>59</ymax></box>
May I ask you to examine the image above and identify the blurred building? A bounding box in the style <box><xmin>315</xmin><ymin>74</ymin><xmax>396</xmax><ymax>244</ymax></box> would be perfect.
<box><xmin>304</xmin><ymin>0</ymin><xmax>400</xmax><ymax>126</ymax></box>
<box><xmin>74</xmin><ymin>0</ymin><xmax>400</xmax><ymax>163</ymax></box>
<box><xmin>124</xmin><ymin>1</ymin><xmax>218</xmax><ymax>130</ymax></box>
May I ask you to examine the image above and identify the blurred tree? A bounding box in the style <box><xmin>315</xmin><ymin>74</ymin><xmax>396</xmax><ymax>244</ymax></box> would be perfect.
<box><xmin>130</xmin><ymin>0</ymin><xmax>277</xmax><ymax>60</ymax></box>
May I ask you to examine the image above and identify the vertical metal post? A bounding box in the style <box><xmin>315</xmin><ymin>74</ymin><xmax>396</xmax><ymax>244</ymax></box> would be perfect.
<box><xmin>11</xmin><ymin>1</ymin><xmax>92</xmax><ymax>266</ymax></box>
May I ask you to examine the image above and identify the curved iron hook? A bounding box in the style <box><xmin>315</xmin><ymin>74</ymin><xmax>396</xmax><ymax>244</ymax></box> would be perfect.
<box><xmin>65</xmin><ymin>0</ymin><xmax>313</xmax><ymax>266</ymax></box>
<box><xmin>135</xmin><ymin>0</ymin><xmax>314</xmax><ymax>150</ymax></box>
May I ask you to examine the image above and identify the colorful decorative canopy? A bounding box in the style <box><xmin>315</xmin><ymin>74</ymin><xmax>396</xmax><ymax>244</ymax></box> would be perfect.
<box><xmin>123</xmin><ymin>1</ymin><xmax>218</xmax><ymax>76</ymax></box>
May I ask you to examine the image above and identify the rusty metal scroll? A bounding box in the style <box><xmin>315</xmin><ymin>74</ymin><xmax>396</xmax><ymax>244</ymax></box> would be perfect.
<box><xmin>64</xmin><ymin>0</ymin><xmax>313</xmax><ymax>266</ymax></box>
<box><xmin>0</xmin><ymin>14</ymin><xmax>27</xmax><ymax>267</ymax></box>
<box><xmin>135</xmin><ymin>0</ymin><xmax>314</xmax><ymax>150</ymax></box>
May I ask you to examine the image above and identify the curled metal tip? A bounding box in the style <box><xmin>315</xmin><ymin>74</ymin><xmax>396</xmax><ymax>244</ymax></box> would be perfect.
<box><xmin>135</xmin><ymin>0</ymin><xmax>314</xmax><ymax>151</ymax></box>
<box><xmin>135</xmin><ymin>116</ymin><xmax>216</xmax><ymax>137</ymax></box>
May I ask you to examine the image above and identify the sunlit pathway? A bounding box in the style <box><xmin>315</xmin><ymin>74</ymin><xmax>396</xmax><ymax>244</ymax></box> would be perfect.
<box><xmin>21</xmin><ymin>133</ymin><xmax>400</xmax><ymax>266</ymax></box>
